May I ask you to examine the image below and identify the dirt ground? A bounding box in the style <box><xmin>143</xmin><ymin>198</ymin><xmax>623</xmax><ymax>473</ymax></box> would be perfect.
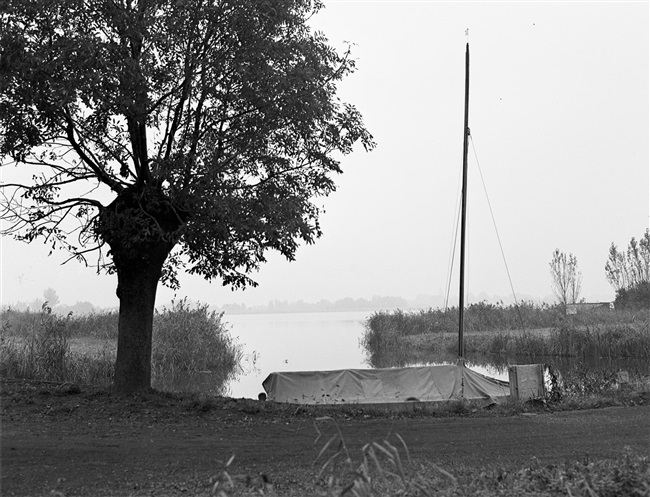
<box><xmin>1</xmin><ymin>378</ymin><xmax>649</xmax><ymax>496</ymax></box>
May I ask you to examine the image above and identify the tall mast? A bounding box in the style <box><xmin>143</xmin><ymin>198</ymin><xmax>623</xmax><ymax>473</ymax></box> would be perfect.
<box><xmin>458</xmin><ymin>42</ymin><xmax>470</xmax><ymax>363</ymax></box>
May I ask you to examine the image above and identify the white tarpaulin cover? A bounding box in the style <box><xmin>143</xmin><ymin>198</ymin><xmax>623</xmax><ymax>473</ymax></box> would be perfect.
<box><xmin>262</xmin><ymin>364</ymin><xmax>510</xmax><ymax>405</ymax></box>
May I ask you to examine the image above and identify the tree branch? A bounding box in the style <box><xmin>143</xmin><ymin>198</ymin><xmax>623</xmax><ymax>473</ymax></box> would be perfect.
<box><xmin>61</xmin><ymin>110</ymin><xmax>124</xmax><ymax>193</ymax></box>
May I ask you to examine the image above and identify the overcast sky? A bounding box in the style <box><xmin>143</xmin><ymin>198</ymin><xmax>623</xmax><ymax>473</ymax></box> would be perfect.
<box><xmin>1</xmin><ymin>1</ymin><xmax>648</xmax><ymax>310</ymax></box>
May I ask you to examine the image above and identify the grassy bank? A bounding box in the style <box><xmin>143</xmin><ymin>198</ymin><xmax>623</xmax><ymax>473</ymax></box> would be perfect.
<box><xmin>0</xmin><ymin>299</ymin><xmax>242</xmax><ymax>394</ymax></box>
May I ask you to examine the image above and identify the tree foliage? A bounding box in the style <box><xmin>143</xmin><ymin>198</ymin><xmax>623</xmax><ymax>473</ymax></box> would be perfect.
<box><xmin>605</xmin><ymin>229</ymin><xmax>650</xmax><ymax>309</ymax></box>
<box><xmin>549</xmin><ymin>249</ymin><xmax>582</xmax><ymax>306</ymax></box>
<box><xmin>1</xmin><ymin>0</ymin><xmax>374</xmax><ymax>285</ymax></box>
<box><xmin>0</xmin><ymin>0</ymin><xmax>374</xmax><ymax>391</ymax></box>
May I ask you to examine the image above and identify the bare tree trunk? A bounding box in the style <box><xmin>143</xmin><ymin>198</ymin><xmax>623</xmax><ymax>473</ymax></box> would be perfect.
<box><xmin>113</xmin><ymin>243</ymin><xmax>172</xmax><ymax>393</ymax></box>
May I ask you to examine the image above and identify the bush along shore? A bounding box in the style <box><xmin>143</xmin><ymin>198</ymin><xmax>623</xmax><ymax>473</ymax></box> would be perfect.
<box><xmin>0</xmin><ymin>299</ymin><xmax>242</xmax><ymax>395</ymax></box>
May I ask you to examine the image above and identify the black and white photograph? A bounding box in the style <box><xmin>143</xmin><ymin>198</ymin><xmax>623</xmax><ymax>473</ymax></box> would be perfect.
<box><xmin>1</xmin><ymin>1</ymin><xmax>648</xmax><ymax>495</ymax></box>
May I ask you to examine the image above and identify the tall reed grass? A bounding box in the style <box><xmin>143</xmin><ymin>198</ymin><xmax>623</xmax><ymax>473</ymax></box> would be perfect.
<box><xmin>361</xmin><ymin>302</ymin><xmax>557</xmax><ymax>368</ymax></box>
<box><xmin>0</xmin><ymin>299</ymin><xmax>243</xmax><ymax>394</ymax></box>
<box><xmin>1</xmin><ymin>306</ymin><xmax>119</xmax><ymax>339</ymax></box>
<box><xmin>465</xmin><ymin>315</ymin><xmax>650</xmax><ymax>360</ymax></box>
<box><xmin>0</xmin><ymin>304</ymin><xmax>114</xmax><ymax>385</ymax></box>
<box><xmin>364</xmin><ymin>301</ymin><xmax>562</xmax><ymax>340</ymax></box>
<box><xmin>151</xmin><ymin>299</ymin><xmax>242</xmax><ymax>394</ymax></box>
<box><xmin>364</xmin><ymin>306</ymin><xmax>649</xmax><ymax>358</ymax></box>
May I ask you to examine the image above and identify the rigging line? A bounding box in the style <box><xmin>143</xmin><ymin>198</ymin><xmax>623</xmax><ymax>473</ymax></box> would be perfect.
<box><xmin>469</xmin><ymin>135</ymin><xmax>527</xmax><ymax>333</ymax></box>
<box><xmin>459</xmin><ymin>189</ymin><xmax>470</xmax><ymax>332</ymax></box>
<box><xmin>466</xmin><ymin>183</ymin><xmax>470</xmax><ymax>310</ymax></box>
<box><xmin>444</xmin><ymin>160</ymin><xmax>465</xmax><ymax>310</ymax></box>
<box><xmin>464</xmin><ymin>178</ymin><xmax>472</xmax><ymax>332</ymax></box>
<box><xmin>444</xmin><ymin>198</ymin><xmax>461</xmax><ymax>310</ymax></box>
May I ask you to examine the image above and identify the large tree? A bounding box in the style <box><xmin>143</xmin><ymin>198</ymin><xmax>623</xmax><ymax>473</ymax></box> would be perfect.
<box><xmin>0</xmin><ymin>0</ymin><xmax>374</xmax><ymax>392</ymax></box>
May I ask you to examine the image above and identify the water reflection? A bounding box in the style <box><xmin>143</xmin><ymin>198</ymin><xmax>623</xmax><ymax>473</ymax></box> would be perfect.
<box><xmin>366</xmin><ymin>346</ymin><xmax>650</xmax><ymax>387</ymax></box>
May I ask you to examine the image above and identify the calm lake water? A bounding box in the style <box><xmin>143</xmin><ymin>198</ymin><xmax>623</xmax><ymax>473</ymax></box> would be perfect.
<box><xmin>223</xmin><ymin>311</ymin><xmax>371</xmax><ymax>399</ymax></box>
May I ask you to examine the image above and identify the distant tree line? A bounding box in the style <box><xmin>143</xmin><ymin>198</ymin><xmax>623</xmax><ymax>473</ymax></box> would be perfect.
<box><xmin>6</xmin><ymin>288</ymin><xmax>98</xmax><ymax>315</ymax></box>
<box><xmin>216</xmin><ymin>295</ymin><xmax>411</xmax><ymax>314</ymax></box>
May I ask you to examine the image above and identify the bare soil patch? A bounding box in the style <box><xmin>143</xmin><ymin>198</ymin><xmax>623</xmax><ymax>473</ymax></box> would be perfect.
<box><xmin>2</xmin><ymin>378</ymin><xmax>649</xmax><ymax>496</ymax></box>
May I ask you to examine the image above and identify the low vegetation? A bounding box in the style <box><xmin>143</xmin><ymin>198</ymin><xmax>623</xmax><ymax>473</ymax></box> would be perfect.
<box><xmin>363</xmin><ymin>303</ymin><xmax>649</xmax><ymax>361</ymax></box>
<box><xmin>0</xmin><ymin>306</ymin><xmax>115</xmax><ymax>386</ymax></box>
<box><xmin>365</xmin><ymin>301</ymin><xmax>563</xmax><ymax>338</ymax></box>
<box><xmin>211</xmin><ymin>416</ymin><xmax>650</xmax><ymax>496</ymax></box>
<box><xmin>0</xmin><ymin>300</ymin><xmax>242</xmax><ymax>394</ymax></box>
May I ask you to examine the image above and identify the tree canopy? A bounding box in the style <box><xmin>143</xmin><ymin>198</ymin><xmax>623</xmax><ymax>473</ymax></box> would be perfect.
<box><xmin>2</xmin><ymin>0</ymin><xmax>373</xmax><ymax>284</ymax></box>
<box><xmin>1</xmin><ymin>0</ymin><xmax>374</xmax><ymax>391</ymax></box>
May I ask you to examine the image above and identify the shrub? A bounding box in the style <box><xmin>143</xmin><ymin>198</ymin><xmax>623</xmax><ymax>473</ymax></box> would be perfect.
<box><xmin>615</xmin><ymin>282</ymin><xmax>650</xmax><ymax>310</ymax></box>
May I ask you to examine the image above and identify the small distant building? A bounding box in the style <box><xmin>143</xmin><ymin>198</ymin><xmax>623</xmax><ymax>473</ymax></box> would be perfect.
<box><xmin>566</xmin><ymin>302</ymin><xmax>615</xmax><ymax>315</ymax></box>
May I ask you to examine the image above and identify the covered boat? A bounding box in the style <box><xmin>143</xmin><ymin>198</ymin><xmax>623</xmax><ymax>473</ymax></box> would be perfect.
<box><xmin>262</xmin><ymin>364</ymin><xmax>509</xmax><ymax>405</ymax></box>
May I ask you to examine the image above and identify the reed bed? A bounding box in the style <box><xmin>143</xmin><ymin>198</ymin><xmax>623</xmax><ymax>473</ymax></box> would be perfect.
<box><xmin>0</xmin><ymin>300</ymin><xmax>242</xmax><ymax>394</ymax></box>
<box><xmin>151</xmin><ymin>299</ymin><xmax>243</xmax><ymax>395</ymax></box>
<box><xmin>1</xmin><ymin>306</ymin><xmax>119</xmax><ymax>339</ymax></box>
<box><xmin>362</xmin><ymin>305</ymin><xmax>650</xmax><ymax>398</ymax></box>
<box><xmin>0</xmin><ymin>308</ymin><xmax>115</xmax><ymax>385</ymax></box>
<box><xmin>363</xmin><ymin>306</ymin><xmax>649</xmax><ymax>362</ymax></box>
<box><xmin>364</xmin><ymin>301</ymin><xmax>563</xmax><ymax>338</ymax></box>
<box><xmin>462</xmin><ymin>319</ymin><xmax>650</xmax><ymax>361</ymax></box>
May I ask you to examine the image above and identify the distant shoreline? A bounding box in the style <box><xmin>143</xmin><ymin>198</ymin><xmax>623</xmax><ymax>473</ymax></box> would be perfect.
<box><xmin>3</xmin><ymin>293</ymin><xmax>556</xmax><ymax>316</ymax></box>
